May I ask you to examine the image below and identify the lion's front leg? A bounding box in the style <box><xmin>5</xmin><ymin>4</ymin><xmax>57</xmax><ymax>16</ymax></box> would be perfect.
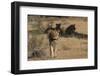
<box><xmin>53</xmin><ymin>40</ymin><xmax>57</xmax><ymax>58</ymax></box>
<box><xmin>50</xmin><ymin>44</ymin><xmax>54</xmax><ymax>58</ymax></box>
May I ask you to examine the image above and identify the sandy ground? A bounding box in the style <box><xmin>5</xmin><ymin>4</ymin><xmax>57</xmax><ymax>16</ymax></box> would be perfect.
<box><xmin>28</xmin><ymin>37</ymin><xmax>87</xmax><ymax>61</ymax></box>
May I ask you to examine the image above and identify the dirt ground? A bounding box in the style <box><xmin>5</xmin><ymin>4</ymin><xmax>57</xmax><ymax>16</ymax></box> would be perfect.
<box><xmin>28</xmin><ymin>37</ymin><xmax>87</xmax><ymax>61</ymax></box>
